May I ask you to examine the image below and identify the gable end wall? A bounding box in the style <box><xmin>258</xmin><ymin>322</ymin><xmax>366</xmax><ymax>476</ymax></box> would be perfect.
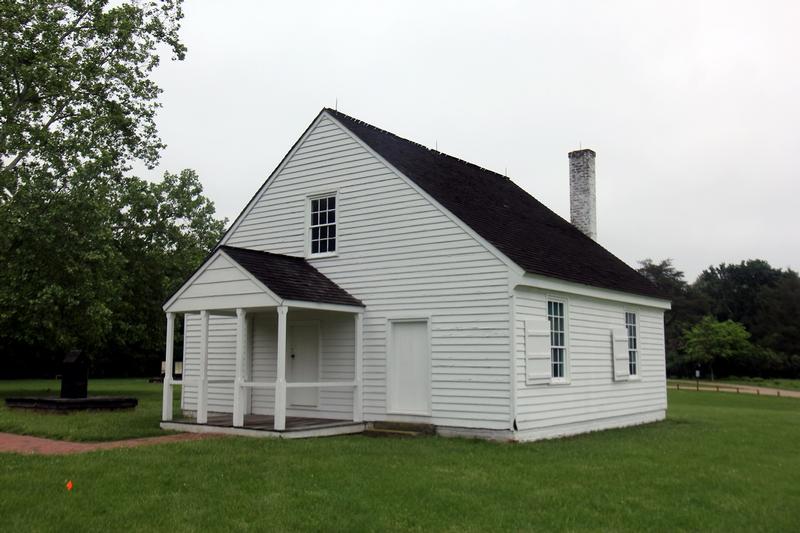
<box><xmin>184</xmin><ymin>116</ymin><xmax>512</xmax><ymax>430</ymax></box>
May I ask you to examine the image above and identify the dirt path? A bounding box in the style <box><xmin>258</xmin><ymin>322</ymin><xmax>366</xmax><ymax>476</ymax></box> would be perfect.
<box><xmin>0</xmin><ymin>431</ymin><xmax>221</xmax><ymax>455</ymax></box>
<box><xmin>668</xmin><ymin>380</ymin><xmax>800</xmax><ymax>398</ymax></box>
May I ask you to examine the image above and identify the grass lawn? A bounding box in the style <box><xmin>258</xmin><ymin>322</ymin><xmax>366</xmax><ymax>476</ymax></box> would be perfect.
<box><xmin>718</xmin><ymin>377</ymin><xmax>800</xmax><ymax>392</ymax></box>
<box><xmin>0</xmin><ymin>379</ymin><xmax>179</xmax><ymax>441</ymax></box>
<box><xmin>0</xmin><ymin>384</ymin><xmax>799</xmax><ymax>531</ymax></box>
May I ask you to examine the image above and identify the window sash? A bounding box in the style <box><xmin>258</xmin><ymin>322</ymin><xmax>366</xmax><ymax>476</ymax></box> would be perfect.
<box><xmin>625</xmin><ymin>312</ymin><xmax>637</xmax><ymax>375</ymax></box>
<box><xmin>548</xmin><ymin>301</ymin><xmax>566</xmax><ymax>378</ymax></box>
<box><xmin>310</xmin><ymin>195</ymin><xmax>336</xmax><ymax>255</ymax></box>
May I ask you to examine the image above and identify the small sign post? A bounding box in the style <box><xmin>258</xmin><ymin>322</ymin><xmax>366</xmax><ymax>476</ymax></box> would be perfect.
<box><xmin>695</xmin><ymin>368</ymin><xmax>700</xmax><ymax>391</ymax></box>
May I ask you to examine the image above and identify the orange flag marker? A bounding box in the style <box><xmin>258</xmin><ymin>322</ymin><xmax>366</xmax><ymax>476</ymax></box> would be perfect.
<box><xmin>66</xmin><ymin>480</ymin><xmax>73</xmax><ymax>491</ymax></box>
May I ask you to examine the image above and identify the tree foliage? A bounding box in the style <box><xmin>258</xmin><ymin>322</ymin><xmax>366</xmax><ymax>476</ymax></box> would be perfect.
<box><xmin>100</xmin><ymin>170</ymin><xmax>226</xmax><ymax>375</ymax></box>
<box><xmin>0</xmin><ymin>1</ymin><xmax>221</xmax><ymax>377</ymax></box>
<box><xmin>642</xmin><ymin>258</ymin><xmax>800</xmax><ymax>379</ymax></box>
<box><xmin>637</xmin><ymin>258</ymin><xmax>707</xmax><ymax>357</ymax></box>
<box><xmin>682</xmin><ymin>317</ymin><xmax>753</xmax><ymax>378</ymax></box>
<box><xmin>0</xmin><ymin>0</ymin><xmax>186</xmax><ymax>199</ymax></box>
<box><xmin>0</xmin><ymin>169</ymin><xmax>225</xmax><ymax>377</ymax></box>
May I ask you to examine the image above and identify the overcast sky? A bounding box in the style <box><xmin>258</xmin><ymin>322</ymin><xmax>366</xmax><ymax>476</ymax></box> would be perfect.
<box><xmin>139</xmin><ymin>0</ymin><xmax>800</xmax><ymax>281</ymax></box>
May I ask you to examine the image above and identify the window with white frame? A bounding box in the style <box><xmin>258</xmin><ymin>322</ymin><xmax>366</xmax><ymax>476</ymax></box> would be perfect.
<box><xmin>626</xmin><ymin>312</ymin><xmax>638</xmax><ymax>376</ymax></box>
<box><xmin>309</xmin><ymin>195</ymin><xmax>336</xmax><ymax>255</ymax></box>
<box><xmin>547</xmin><ymin>300</ymin><xmax>566</xmax><ymax>379</ymax></box>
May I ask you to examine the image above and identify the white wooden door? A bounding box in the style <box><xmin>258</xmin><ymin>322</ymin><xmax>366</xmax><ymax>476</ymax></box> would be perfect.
<box><xmin>388</xmin><ymin>320</ymin><xmax>430</xmax><ymax>415</ymax></box>
<box><xmin>288</xmin><ymin>323</ymin><xmax>319</xmax><ymax>407</ymax></box>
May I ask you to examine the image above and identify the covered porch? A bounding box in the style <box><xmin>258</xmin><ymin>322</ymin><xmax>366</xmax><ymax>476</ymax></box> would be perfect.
<box><xmin>160</xmin><ymin>246</ymin><xmax>365</xmax><ymax>437</ymax></box>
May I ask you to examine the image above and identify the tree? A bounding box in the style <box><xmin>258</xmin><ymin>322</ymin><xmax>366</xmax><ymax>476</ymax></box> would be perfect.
<box><xmin>0</xmin><ymin>168</ymin><xmax>225</xmax><ymax>377</ymax></box>
<box><xmin>694</xmin><ymin>260</ymin><xmax>783</xmax><ymax>336</ymax></box>
<box><xmin>682</xmin><ymin>317</ymin><xmax>754</xmax><ymax>379</ymax></box>
<box><xmin>100</xmin><ymin>170</ymin><xmax>226</xmax><ymax>376</ymax></box>
<box><xmin>0</xmin><ymin>0</ymin><xmax>186</xmax><ymax>199</ymax></box>
<box><xmin>637</xmin><ymin>259</ymin><xmax>709</xmax><ymax>361</ymax></box>
<box><xmin>0</xmin><ymin>0</ymin><xmax>194</xmax><ymax>376</ymax></box>
<box><xmin>752</xmin><ymin>272</ymin><xmax>800</xmax><ymax>362</ymax></box>
<box><xmin>0</xmin><ymin>172</ymin><xmax>123</xmax><ymax>367</ymax></box>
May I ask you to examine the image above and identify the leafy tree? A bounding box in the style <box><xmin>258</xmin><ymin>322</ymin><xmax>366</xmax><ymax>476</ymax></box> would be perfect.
<box><xmin>752</xmin><ymin>272</ymin><xmax>800</xmax><ymax>361</ymax></box>
<box><xmin>0</xmin><ymin>172</ymin><xmax>122</xmax><ymax>362</ymax></box>
<box><xmin>637</xmin><ymin>258</ymin><xmax>709</xmax><ymax>360</ymax></box>
<box><xmin>694</xmin><ymin>260</ymin><xmax>783</xmax><ymax>336</ymax></box>
<box><xmin>100</xmin><ymin>170</ymin><xmax>226</xmax><ymax>376</ymax></box>
<box><xmin>0</xmin><ymin>0</ymin><xmax>196</xmax><ymax>376</ymax></box>
<box><xmin>0</xmin><ymin>168</ymin><xmax>225</xmax><ymax>377</ymax></box>
<box><xmin>682</xmin><ymin>317</ymin><xmax>754</xmax><ymax>380</ymax></box>
<box><xmin>0</xmin><ymin>0</ymin><xmax>186</xmax><ymax>199</ymax></box>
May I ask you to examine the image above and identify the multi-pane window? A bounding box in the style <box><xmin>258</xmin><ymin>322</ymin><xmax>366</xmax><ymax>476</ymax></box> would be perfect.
<box><xmin>310</xmin><ymin>195</ymin><xmax>336</xmax><ymax>254</ymax></box>
<box><xmin>626</xmin><ymin>312</ymin><xmax>638</xmax><ymax>376</ymax></box>
<box><xmin>548</xmin><ymin>300</ymin><xmax>566</xmax><ymax>379</ymax></box>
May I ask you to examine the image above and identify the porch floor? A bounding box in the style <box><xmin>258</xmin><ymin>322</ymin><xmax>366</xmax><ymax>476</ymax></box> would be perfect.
<box><xmin>161</xmin><ymin>414</ymin><xmax>365</xmax><ymax>439</ymax></box>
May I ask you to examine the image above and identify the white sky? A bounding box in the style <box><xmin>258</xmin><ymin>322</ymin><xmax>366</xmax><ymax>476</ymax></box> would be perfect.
<box><xmin>139</xmin><ymin>0</ymin><xmax>800</xmax><ymax>281</ymax></box>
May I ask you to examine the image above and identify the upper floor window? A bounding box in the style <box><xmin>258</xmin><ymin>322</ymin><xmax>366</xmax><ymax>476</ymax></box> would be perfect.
<box><xmin>626</xmin><ymin>312</ymin><xmax>638</xmax><ymax>376</ymax></box>
<box><xmin>548</xmin><ymin>300</ymin><xmax>566</xmax><ymax>379</ymax></box>
<box><xmin>310</xmin><ymin>195</ymin><xmax>336</xmax><ymax>255</ymax></box>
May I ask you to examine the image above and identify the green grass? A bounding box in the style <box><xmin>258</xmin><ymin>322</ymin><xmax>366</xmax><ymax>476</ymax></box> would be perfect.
<box><xmin>718</xmin><ymin>377</ymin><xmax>800</xmax><ymax>392</ymax></box>
<box><xmin>0</xmin><ymin>379</ymin><xmax>179</xmax><ymax>441</ymax></box>
<box><xmin>0</xmin><ymin>386</ymin><xmax>798</xmax><ymax>532</ymax></box>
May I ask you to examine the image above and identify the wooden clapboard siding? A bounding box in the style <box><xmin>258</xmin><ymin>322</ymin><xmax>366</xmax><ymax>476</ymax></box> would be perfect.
<box><xmin>181</xmin><ymin>313</ymin><xmax>237</xmax><ymax>412</ymax></box>
<box><xmin>513</xmin><ymin>286</ymin><xmax>667</xmax><ymax>433</ymax></box>
<box><xmin>168</xmin><ymin>253</ymin><xmax>277</xmax><ymax>313</ymax></box>
<box><xmin>220</xmin><ymin>115</ymin><xmax>512</xmax><ymax>429</ymax></box>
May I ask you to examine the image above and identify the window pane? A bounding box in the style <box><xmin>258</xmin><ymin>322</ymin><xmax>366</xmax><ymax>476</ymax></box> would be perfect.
<box><xmin>319</xmin><ymin>211</ymin><xmax>327</xmax><ymax>224</ymax></box>
<box><xmin>330</xmin><ymin>226</ymin><xmax>336</xmax><ymax>238</ymax></box>
<box><xmin>312</xmin><ymin>227</ymin><xmax>319</xmax><ymax>240</ymax></box>
<box><xmin>329</xmin><ymin>238</ymin><xmax>336</xmax><ymax>251</ymax></box>
<box><xmin>311</xmin><ymin>199</ymin><xmax>319</xmax><ymax>212</ymax></box>
<box><xmin>329</xmin><ymin>197</ymin><xmax>335</xmax><ymax>209</ymax></box>
<box><xmin>319</xmin><ymin>240</ymin><xmax>328</xmax><ymax>253</ymax></box>
<box><xmin>311</xmin><ymin>241</ymin><xmax>319</xmax><ymax>254</ymax></box>
<box><xmin>329</xmin><ymin>210</ymin><xmax>335</xmax><ymax>223</ymax></box>
<box><xmin>319</xmin><ymin>197</ymin><xmax>327</xmax><ymax>210</ymax></box>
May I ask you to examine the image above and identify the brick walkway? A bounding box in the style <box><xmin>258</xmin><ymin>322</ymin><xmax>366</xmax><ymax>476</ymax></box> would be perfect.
<box><xmin>0</xmin><ymin>431</ymin><xmax>220</xmax><ymax>455</ymax></box>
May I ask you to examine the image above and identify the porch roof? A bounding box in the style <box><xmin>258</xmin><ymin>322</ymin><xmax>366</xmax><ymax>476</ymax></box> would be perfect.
<box><xmin>218</xmin><ymin>246</ymin><xmax>363</xmax><ymax>308</ymax></box>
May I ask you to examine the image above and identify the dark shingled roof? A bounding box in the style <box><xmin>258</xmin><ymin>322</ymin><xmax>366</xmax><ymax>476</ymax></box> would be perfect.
<box><xmin>325</xmin><ymin>109</ymin><xmax>664</xmax><ymax>299</ymax></box>
<box><xmin>220</xmin><ymin>246</ymin><xmax>363</xmax><ymax>307</ymax></box>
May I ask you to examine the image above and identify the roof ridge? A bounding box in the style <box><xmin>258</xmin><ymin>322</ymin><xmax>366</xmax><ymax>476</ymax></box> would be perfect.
<box><xmin>323</xmin><ymin>108</ymin><xmax>512</xmax><ymax>183</ymax></box>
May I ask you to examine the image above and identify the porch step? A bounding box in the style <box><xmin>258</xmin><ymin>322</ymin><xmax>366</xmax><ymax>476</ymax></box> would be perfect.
<box><xmin>363</xmin><ymin>421</ymin><xmax>436</xmax><ymax>438</ymax></box>
<box><xmin>363</xmin><ymin>428</ymin><xmax>422</xmax><ymax>438</ymax></box>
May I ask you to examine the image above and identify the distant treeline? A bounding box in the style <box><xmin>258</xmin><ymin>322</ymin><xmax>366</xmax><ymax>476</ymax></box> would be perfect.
<box><xmin>638</xmin><ymin>259</ymin><xmax>800</xmax><ymax>379</ymax></box>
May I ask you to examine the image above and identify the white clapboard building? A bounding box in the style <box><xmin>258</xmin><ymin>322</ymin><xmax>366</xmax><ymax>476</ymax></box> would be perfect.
<box><xmin>161</xmin><ymin>109</ymin><xmax>670</xmax><ymax>441</ymax></box>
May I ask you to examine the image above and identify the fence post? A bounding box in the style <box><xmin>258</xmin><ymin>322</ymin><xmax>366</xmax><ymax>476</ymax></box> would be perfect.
<box><xmin>777</xmin><ymin>390</ymin><xmax>781</xmax><ymax>397</ymax></box>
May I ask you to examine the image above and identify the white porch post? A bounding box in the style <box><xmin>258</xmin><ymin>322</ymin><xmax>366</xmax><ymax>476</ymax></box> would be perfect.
<box><xmin>274</xmin><ymin>305</ymin><xmax>289</xmax><ymax>430</ymax></box>
<box><xmin>353</xmin><ymin>312</ymin><xmax>363</xmax><ymax>422</ymax></box>
<box><xmin>162</xmin><ymin>312</ymin><xmax>176</xmax><ymax>421</ymax></box>
<box><xmin>233</xmin><ymin>308</ymin><xmax>247</xmax><ymax>427</ymax></box>
<box><xmin>197</xmin><ymin>310</ymin><xmax>210</xmax><ymax>424</ymax></box>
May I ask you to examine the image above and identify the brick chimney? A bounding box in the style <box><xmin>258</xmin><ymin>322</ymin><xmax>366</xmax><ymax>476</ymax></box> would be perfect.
<box><xmin>568</xmin><ymin>149</ymin><xmax>597</xmax><ymax>240</ymax></box>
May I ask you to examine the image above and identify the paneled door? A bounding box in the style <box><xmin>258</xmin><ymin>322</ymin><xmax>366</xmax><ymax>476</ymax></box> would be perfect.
<box><xmin>288</xmin><ymin>323</ymin><xmax>320</xmax><ymax>407</ymax></box>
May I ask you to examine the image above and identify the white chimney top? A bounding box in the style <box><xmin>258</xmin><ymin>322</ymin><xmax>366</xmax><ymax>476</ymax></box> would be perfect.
<box><xmin>568</xmin><ymin>149</ymin><xmax>597</xmax><ymax>240</ymax></box>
